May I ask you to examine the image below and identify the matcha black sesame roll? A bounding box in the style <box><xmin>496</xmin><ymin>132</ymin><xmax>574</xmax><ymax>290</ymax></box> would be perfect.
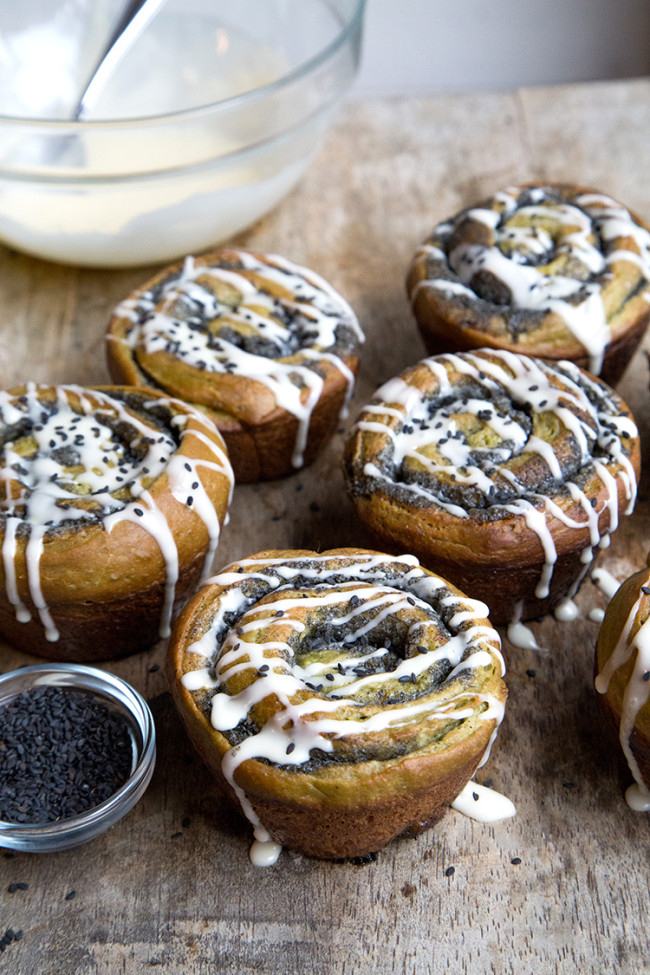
<box><xmin>168</xmin><ymin>547</ymin><xmax>507</xmax><ymax>863</ymax></box>
<box><xmin>342</xmin><ymin>348</ymin><xmax>640</xmax><ymax>625</ymax></box>
<box><xmin>0</xmin><ymin>383</ymin><xmax>233</xmax><ymax>660</ymax></box>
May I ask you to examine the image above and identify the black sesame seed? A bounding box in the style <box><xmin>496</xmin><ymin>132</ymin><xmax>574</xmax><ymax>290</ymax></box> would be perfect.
<box><xmin>398</xmin><ymin>675</ymin><xmax>412</xmax><ymax>684</ymax></box>
<box><xmin>186</xmin><ymin>496</ymin><xmax>193</xmax><ymax>506</ymax></box>
<box><xmin>417</xmin><ymin>646</ymin><xmax>428</xmax><ymax>654</ymax></box>
<box><xmin>472</xmin><ymin>792</ymin><xmax>479</xmax><ymax>801</ymax></box>
<box><xmin>407</xmin><ymin>596</ymin><xmax>415</xmax><ymax>606</ymax></box>
<box><xmin>274</xmin><ymin>610</ymin><xmax>284</xmax><ymax>617</ymax></box>
<box><xmin>171</xmin><ymin>831</ymin><xmax>182</xmax><ymax>839</ymax></box>
<box><xmin>445</xmin><ymin>866</ymin><xmax>455</xmax><ymax>877</ymax></box>
<box><xmin>191</xmin><ymin>482</ymin><xmax>199</xmax><ymax>490</ymax></box>
<box><xmin>0</xmin><ymin>687</ymin><xmax>132</xmax><ymax>824</ymax></box>
<box><xmin>642</xmin><ymin>586</ymin><xmax>650</xmax><ymax>596</ymax></box>
<box><xmin>148</xmin><ymin>664</ymin><xmax>160</xmax><ymax>673</ymax></box>
<box><xmin>65</xmin><ymin>890</ymin><xmax>77</xmax><ymax>901</ymax></box>
<box><xmin>349</xmin><ymin>594</ymin><xmax>360</xmax><ymax>609</ymax></box>
<box><xmin>325</xmin><ymin>673</ymin><xmax>335</xmax><ymax>682</ymax></box>
<box><xmin>134</xmin><ymin>508</ymin><xmax>144</xmax><ymax>517</ymax></box>
<box><xmin>511</xmin><ymin>857</ymin><xmax>522</xmax><ymax>865</ymax></box>
<box><xmin>286</xmin><ymin>743</ymin><xmax>295</xmax><ymax>755</ymax></box>
<box><xmin>643</xmin><ymin>672</ymin><xmax>650</xmax><ymax>682</ymax></box>
<box><xmin>526</xmin><ymin>668</ymin><xmax>536</xmax><ymax>678</ymax></box>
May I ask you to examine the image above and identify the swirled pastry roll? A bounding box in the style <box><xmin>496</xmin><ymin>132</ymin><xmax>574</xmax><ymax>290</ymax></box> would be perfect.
<box><xmin>107</xmin><ymin>250</ymin><xmax>364</xmax><ymax>482</ymax></box>
<box><xmin>343</xmin><ymin>349</ymin><xmax>640</xmax><ymax>625</ymax></box>
<box><xmin>168</xmin><ymin>548</ymin><xmax>507</xmax><ymax>862</ymax></box>
<box><xmin>407</xmin><ymin>183</ymin><xmax>650</xmax><ymax>384</ymax></box>
<box><xmin>596</xmin><ymin>557</ymin><xmax>650</xmax><ymax>812</ymax></box>
<box><xmin>0</xmin><ymin>383</ymin><xmax>233</xmax><ymax>661</ymax></box>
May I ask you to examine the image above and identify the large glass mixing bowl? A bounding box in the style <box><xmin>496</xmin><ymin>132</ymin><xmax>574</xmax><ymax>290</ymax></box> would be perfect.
<box><xmin>0</xmin><ymin>0</ymin><xmax>365</xmax><ymax>267</ymax></box>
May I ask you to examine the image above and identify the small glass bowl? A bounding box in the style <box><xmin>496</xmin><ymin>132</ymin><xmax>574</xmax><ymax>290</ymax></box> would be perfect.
<box><xmin>0</xmin><ymin>0</ymin><xmax>365</xmax><ymax>267</ymax></box>
<box><xmin>0</xmin><ymin>663</ymin><xmax>156</xmax><ymax>852</ymax></box>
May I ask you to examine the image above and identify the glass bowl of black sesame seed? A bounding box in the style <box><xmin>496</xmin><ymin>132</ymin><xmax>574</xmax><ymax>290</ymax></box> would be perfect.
<box><xmin>0</xmin><ymin>664</ymin><xmax>156</xmax><ymax>852</ymax></box>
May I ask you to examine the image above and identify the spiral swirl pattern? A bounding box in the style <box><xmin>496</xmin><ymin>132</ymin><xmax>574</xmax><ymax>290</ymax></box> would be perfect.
<box><xmin>343</xmin><ymin>349</ymin><xmax>640</xmax><ymax>623</ymax></box>
<box><xmin>0</xmin><ymin>383</ymin><xmax>233</xmax><ymax>658</ymax></box>
<box><xmin>170</xmin><ymin>548</ymin><xmax>506</xmax><ymax>861</ymax></box>
<box><xmin>107</xmin><ymin>250</ymin><xmax>364</xmax><ymax>481</ymax></box>
<box><xmin>407</xmin><ymin>183</ymin><xmax>650</xmax><ymax>381</ymax></box>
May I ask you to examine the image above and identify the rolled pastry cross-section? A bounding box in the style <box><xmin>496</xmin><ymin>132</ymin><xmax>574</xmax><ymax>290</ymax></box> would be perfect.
<box><xmin>168</xmin><ymin>548</ymin><xmax>507</xmax><ymax>862</ymax></box>
<box><xmin>406</xmin><ymin>183</ymin><xmax>650</xmax><ymax>384</ymax></box>
<box><xmin>343</xmin><ymin>349</ymin><xmax>640</xmax><ymax>625</ymax></box>
<box><xmin>595</xmin><ymin>558</ymin><xmax>650</xmax><ymax>811</ymax></box>
<box><xmin>0</xmin><ymin>383</ymin><xmax>233</xmax><ymax>661</ymax></box>
<box><xmin>106</xmin><ymin>250</ymin><xmax>364</xmax><ymax>482</ymax></box>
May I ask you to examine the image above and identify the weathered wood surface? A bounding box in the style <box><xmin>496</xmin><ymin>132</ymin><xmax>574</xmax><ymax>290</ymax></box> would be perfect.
<box><xmin>1</xmin><ymin>78</ymin><xmax>650</xmax><ymax>975</ymax></box>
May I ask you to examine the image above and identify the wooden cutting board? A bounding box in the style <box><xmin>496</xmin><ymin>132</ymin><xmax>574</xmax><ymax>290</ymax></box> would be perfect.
<box><xmin>1</xmin><ymin>77</ymin><xmax>649</xmax><ymax>975</ymax></box>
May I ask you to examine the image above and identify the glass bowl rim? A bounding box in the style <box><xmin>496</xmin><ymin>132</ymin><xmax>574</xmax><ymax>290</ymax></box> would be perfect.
<box><xmin>0</xmin><ymin>662</ymin><xmax>156</xmax><ymax>847</ymax></box>
<box><xmin>0</xmin><ymin>0</ymin><xmax>366</xmax><ymax>130</ymax></box>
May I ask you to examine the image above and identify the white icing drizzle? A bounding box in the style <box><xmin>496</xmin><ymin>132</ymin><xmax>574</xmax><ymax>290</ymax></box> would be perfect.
<box><xmin>591</xmin><ymin>566</ymin><xmax>622</xmax><ymax>601</ymax></box>
<box><xmin>554</xmin><ymin>597</ymin><xmax>580</xmax><ymax>622</ymax></box>
<box><xmin>349</xmin><ymin>349</ymin><xmax>638</xmax><ymax>612</ymax></box>
<box><xmin>595</xmin><ymin>580</ymin><xmax>650</xmax><ymax>809</ymax></box>
<box><xmin>0</xmin><ymin>384</ymin><xmax>233</xmax><ymax>642</ymax></box>
<box><xmin>413</xmin><ymin>186</ymin><xmax>650</xmax><ymax>375</ymax></box>
<box><xmin>181</xmin><ymin>552</ymin><xmax>507</xmax><ymax>864</ymax></box>
<box><xmin>451</xmin><ymin>780</ymin><xmax>516</xmax><ymax>822</ymax></box>
<box><xmin>506</xmin><ymin>620</ymin><xmax>541</xmax><ymax>651</ymax></box>
<box><xmin>114</xmin><ymin>251</ymin><xmax>364</xmax><ymax>469</ymax></box>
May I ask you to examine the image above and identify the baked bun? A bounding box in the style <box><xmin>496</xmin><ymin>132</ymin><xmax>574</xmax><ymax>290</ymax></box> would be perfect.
<box><xmin>406</xmin><ymin>183</ymin><xmax>650</xmax><ymax>385</ymax></box>
<box><xmin>106</xmin><ymin>250</ymin><xmax>363</xmax><ymax>482</ymax></box>
<box><xmin>167</xmin><ymin>548</ymin><xmax>507</xmax><ymax>862</ymax></box>
<box><xmin>0</xmin><ymin>383</ymin><xmax>233</xmax><ymax>661</ymax></box>
<box><xmin>595</xmin><ymin>557</ymin><xmax>650</xmax><ymax>810</ymax></box>
<box><xmin>343</xmin><ymin>349</ymin><xmax>640</xmax><ymax>625</ymax></box>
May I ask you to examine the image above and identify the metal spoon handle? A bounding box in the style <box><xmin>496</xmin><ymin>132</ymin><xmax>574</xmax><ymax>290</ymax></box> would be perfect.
<box><xmin>74</xmin><ymin>0</ymin><xmax>168</xmax><ymax>120</ymax></box>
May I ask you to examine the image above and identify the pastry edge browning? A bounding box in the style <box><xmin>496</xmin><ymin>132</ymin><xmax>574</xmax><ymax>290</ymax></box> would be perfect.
<box><xmin>344</xmin><ymin>461</ymin><xmax>640</xmax><ymax>625</ymax></box>
<box><xmin>167</xmin><ymin>547</ymin><xmax>506</xmax><ymax>860</ymax></box>
<box><xmin>106</xmin><ymin>250</ymin><xmax>362</xmax><ymax>483</ymax></box>
<box><xmin>342</xmin><ymin>353</ymin><xmax>641</xmax><ymax>626</ymax></box>
<box><xmin>406</xmin><ymin>181</ymin><xmax>650</xmax><ymax>386</ymax></box>
<box><xmin>0</xmin><ymin>384</ymin><xmax>233</xmax><ymax>661</ymax></box>
<box><xmin>596</xmin><ymin>564</ymin><xmax>650</xmax><ymax>788</ymax></box>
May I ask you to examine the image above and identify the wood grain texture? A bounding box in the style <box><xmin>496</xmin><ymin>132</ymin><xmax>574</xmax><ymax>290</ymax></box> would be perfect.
<box><xmin>1</xmin><ymin>78</ymin><xmax>650</xmax><ymax>975</ymax></box>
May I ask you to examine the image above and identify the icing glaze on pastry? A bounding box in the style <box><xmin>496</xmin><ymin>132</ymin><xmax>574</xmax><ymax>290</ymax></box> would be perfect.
<box><xmin>343</xmin><ymin>349</ymin><xmax>640</xmax><ymax>623</ymax></box>
<box><xmin>0</xmin><ymin>383</ymin><xmax>233</xmax><ymax>646</ymax></box>
<box><xmin>108</xmin><ymin>250</ymin><xmax>364</xmax><ymax>478</ymax></box>
<box><xmin>595</xmin><ymin>567</ymin><xmax>650</xmax><ymax>811</ymax></box>
<box><xmin>174</xmin><ymin>549</ymin><xmax>508</xmax><ymax>863</ymax></box>
<box><xmin>407</xmin><ymin>184</ymin><xmax>650</xmax><ymax>382</ymax></box>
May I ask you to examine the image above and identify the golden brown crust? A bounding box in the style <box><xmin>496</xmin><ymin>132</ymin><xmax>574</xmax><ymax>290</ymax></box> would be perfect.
<box><xmin>595</xmin><ymin>563</ymin><xmax>650</xmax><ymax>787</ymax></box>
<box><xmin>406</xmin><ymin>182</ymin><xmax>650</xmax><ymax>385</ymax></box>
<box><xmin>343</xmin><ymin>350</ymin><xmax>641</xmax><ymax>625</ymax></box>
<box><xmin>167</xmin><ymin>547</ymin><xmax>507</xmax><ymax>860</ymax></box>
<box><xmin>106</xmin><ymin>249</ymin><xmax>363</xmax><ymax>482</ymax></box>
<box><xmin>0</xmin><ymin>384</ymin><xmax>233</xmax><ymax>661</ymax></box>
